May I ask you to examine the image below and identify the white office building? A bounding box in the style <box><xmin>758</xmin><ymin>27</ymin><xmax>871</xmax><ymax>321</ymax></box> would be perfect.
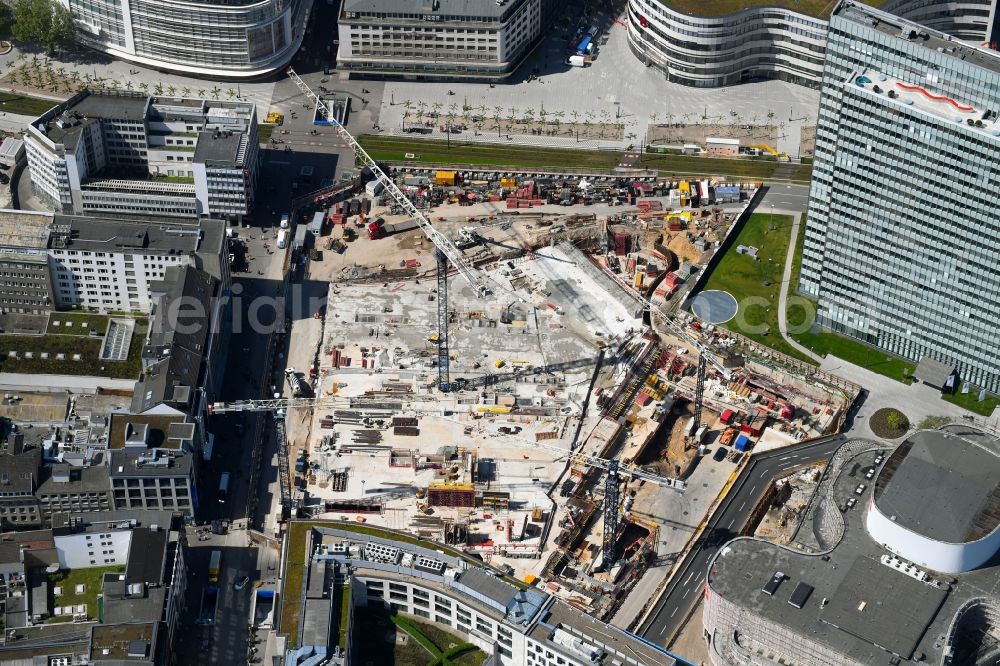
<box><xmin>62</xmin><ymin>0</ymin><xmax>312</xmax><ymax>78</ymax></box>
<box><xmin>625</xmin><ymin>0</ymin><xmax>997</xmax><ymax>88</ymax></box>
<box><xmin>26</xmin><ymin>90</ymin><xmax>259</xmax><ymax>221</ymax></box>
<box><xmin>336</xmin><ymin>0</ymin><xmax>563</xmax><ymax>80</ymax></box>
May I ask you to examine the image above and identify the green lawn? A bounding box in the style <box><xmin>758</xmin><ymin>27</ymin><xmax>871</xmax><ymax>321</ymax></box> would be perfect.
<box><xmin>259</xmin><ymin>124</ymin><xmax>275</xmax><ymax>142</ymax></box>
<box><xmin>150</xmin><ymin>173</ymin><xmax>195</xmax><ymax>184</ymax></box>
<box><xmin>0</xmin><ymin>91</ymin><xmax>60</xmax><ymax>116</ymax></box>
<box><xmin>333</xmin><ymin>584</ymin><xmax>350</xmax><ymax>648</ymax></box>
<box><xmin>639</xmin><ymin>152</ymin><xmax>778</xmax><ymax>179</ymax></box>
<box><xmin>46</xmin><ymin>312</ymin><xmax>109</xmax><ymax>336</ymax></box>
<box><xmin>358</xmin><ymin>135</ymin><xmax>798</xmax><ymax>181</ymax></box>
<box><xmin>0</xmin><ymin>330</ymin><xmax>144</xmax><ymax>378</ymax></box>
<box><xmin>943</xmin><ymin>387</ymin><xmax>1000</xmax><ymax>416</ymax></box>
<box><xmin>792</xmin><ymin>328</ymin><xmax>915</xmax><ymax>382</ymax></box>
<box><xmin>46</xmin><ymin>565</ymin><xmax>125</xmax><ymax>621</ymax></box>
<box><xmin>391</xmin><ymin>616</ymin><xmax>486</xmax><ymax>666</ymax></box>
<box><xmin>700</xmin><ymin>213</ymin><xmax>816</xmax><ymax>363</ymax></box>
<box><xmin>656</xmin><ymin>0</ymin><xmax>883</xmax><ymax>19</ymax></box>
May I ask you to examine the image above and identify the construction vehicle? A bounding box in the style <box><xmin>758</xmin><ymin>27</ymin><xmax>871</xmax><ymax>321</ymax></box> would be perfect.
<box><xmin>750</xmin><ymin>144</ymin><xmax>790</xmax><ymax>161</ymax></box>
<box><xmin>208</xmin><ymin>550</ymin><xmax>222</xmax><ymax>584</ymax></box>
<box><xmin>287</xmin><ymin>68</ymin><xmax>492</xmax><ymax>395</ymax></box>
<box><xmin>285</xmin><ymin>368</ymin><xmax>308</xmax><ymax>398</ymax></box>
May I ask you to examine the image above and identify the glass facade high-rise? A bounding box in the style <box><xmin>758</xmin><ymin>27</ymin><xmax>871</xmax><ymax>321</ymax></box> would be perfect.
<box><xmin>65</xmin><ymin>0</ymin><xmax>307</xmax><ymax>77</ymax></box>
<box><xmin>802</xmin><ymin>0</ymin><xmax>1000</xmax><ymax>392</ymax></box>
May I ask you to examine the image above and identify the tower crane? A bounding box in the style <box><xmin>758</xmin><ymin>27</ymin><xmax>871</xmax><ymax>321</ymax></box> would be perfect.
<box><xmin>518</xmin><ymin>432</ymin><xmax>685</xmax><ymax>565</ymax></box>
<box><xmin>690</xmin><ymin>354</ymin><xmax>708</xmax><ymax>444</ymax></box>
<box><xmin>286</xmin><ymin>67</ymin><xmax>490</xmax><ymax>393</ymax></box>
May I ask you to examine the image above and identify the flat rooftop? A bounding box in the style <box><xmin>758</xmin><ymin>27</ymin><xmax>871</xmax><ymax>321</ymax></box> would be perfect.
<box><xmin>194</xmin><ymin>130</ymin><xmax>243</xmax><ymax>164</ymax></box>
<box><xmin>0</xmin><ymin>210</ymin><xmax>53</xmax><ymax>249</ymax></box>
<box><xmin>89</xmin><ymin>622</ymin><xmax>154</xmax><ymax>660</ymax></box>
<box><xmin>532</xmin><ymin>600</ymin><xmax>681</xmax><ymax>666</ymax></box>
<box><xmin>654</xmin><ymin>0</ymin><xmax>881</xmax><ymax>19</ymax></box>
<box><xmin>837</xmin><ymin>0</ymin><xmax>1000</xmax><ymax>75</ymax></box>
<box><xmin>821</xmin><ymin>556</ymin><xmax>947</xmax><ymax>657</ymax></box>
<box><xmin>873</xmin><ymin>430</ymin><xmax>1000</xmax><ymax>543</ymax></box>
<box><xmin>107</xmin><ymin>413</ymin><xmax>192</xmax><ymax>450</ymax></box>
<box><xmin>50</xmin><ymin>214</ymin><xmax>207</xmax><ymax>255</ymax></box>
<box><xmin>342</xmin><ymin>0</ymin><xmax>528</xmax><ymax>20</ymax></box>
<box><xmin>708</xmin><ymin>438</ymin><xmax>1000</xmax><ymax>665</ymax></box>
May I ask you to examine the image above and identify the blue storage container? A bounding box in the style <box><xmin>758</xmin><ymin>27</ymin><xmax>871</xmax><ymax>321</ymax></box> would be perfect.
<box><xmin>734</xmin><ymin>434</ymin><xmax>751</xmax><ymax>452</ymax></box>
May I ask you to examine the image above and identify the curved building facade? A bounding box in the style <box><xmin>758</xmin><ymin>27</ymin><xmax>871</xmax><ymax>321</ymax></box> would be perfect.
<box><xmin>625</xmin><ymin>0</ymin><xmax>997</xmax><ymax>88</ymax></box>
<box><xmin>62</xmin><ymin>0</ymin><xmax>311</xmax><ymax>78</ymax></box>
<box><xmin>866</xmin><ymin>429</ymin><xmax>1000</xmax><ymax>574</ymax></box>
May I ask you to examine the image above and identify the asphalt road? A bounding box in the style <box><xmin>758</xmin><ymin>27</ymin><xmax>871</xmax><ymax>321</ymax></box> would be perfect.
<box><xmin>638</xmin><ymin>435</ymin><xmax>847</xmax><ymax>643</ymax></box>
<box><xmin>760</xmin><ymin>182</ymin><xmax>810</xmax><ymax>212</ymax></box>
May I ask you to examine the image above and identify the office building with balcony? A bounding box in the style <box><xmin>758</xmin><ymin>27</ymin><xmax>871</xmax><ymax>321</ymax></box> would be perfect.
<box><xmin>801</xmin><ymin>0</ymin><xmax>1000</xmax><ymax>393</ymax></box>
<box><xmin>65</xmin><ymin>0</ymin><xmax>312</xmax><ymax>78</ymax></box>
<box><xmin>626</xmin><ymin>0</ymin><xmax>997</xmax><ymax>88</ymax></box>
<box><xmin>25</xmin><ymin>90</ymin><xmax>259</xmax><ymax>221</ymax></box>
<box><xmin>336</xmin><ymin>0</ymin><xmax>564</xmax><ymax>80</ymax></box>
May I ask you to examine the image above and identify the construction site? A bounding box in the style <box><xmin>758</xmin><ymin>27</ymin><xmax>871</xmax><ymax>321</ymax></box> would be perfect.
<box><xmin>209</xmin><ymin>71</ymin><xmax>861</xmax><ymax>623</ymax></box>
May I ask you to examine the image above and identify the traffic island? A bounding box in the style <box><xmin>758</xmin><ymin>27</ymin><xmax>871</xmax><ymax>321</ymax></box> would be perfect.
<box><xmin>869</xmin><ymin>407</ymin><xmax>909</xmax><ymax>439</ymax></box>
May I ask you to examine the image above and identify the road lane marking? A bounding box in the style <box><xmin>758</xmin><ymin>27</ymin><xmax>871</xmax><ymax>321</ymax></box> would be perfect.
<box><xmin>670</xmin><ymin>607</ymin><xmax>678</xmax><ymax>618</ymax></box>
<box><xmin>683</xmin><ymin>571</ymin><xmax>695</xmax><ymax>586</ymax></box>
<box><xmin>739</xmin><ymin>501</ymin><xmax>746</xmax><ymax>511</ymax></box>
<box><xmin>682</xmin><ymin>586</ymin><xmax>692</xmax><ymax>599</ymax></box>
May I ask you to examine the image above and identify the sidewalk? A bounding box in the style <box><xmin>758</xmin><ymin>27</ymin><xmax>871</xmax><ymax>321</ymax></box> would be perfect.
<box><xmin>821</xmin><ymin>356</ymin><xmax>997</xmax><ymax>434</ymax></box>
<box><xmin>775</xmin><ymin>210</ymin><xmax>824</xmax><ymax>363</ymax></box>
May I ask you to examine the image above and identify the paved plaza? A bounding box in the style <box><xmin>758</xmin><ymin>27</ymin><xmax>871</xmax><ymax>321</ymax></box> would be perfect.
<box><xmin>0</xmin><ymin>3</ymin><xmax>819</xmax><ymax>159</ymax></box>
<box><xmin>376</xmin><ymin>8</ymin><xmax>821</xmax><ymax>155</ymax></box>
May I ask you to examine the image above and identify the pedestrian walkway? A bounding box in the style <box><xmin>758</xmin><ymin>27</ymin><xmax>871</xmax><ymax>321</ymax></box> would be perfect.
<box><xmin>823</xmin><ymin>356</ymin><xmax>996</xmax><ymax>438</ymax></box>
<box><xmin>775</xmin><ymin>210</ymin><xmax>824</xmax><ymax>363</ymax></box>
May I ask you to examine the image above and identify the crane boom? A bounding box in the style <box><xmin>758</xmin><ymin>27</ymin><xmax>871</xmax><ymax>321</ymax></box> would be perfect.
<box><xmin>526</xmin><ymin>436</ymin><xmax>686</xmax><ymax>490</ymax></box>
<box><xmin>286</xmin><ymin>68</ymin><xmax>489</xmax><ymax>297</ymax></box>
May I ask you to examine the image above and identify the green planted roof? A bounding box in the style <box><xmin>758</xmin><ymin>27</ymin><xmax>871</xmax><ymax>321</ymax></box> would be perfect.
<box><xmin>653</xmin><ymin>0</ymin><xmax>883</xmax><ymax>19</ymax></box>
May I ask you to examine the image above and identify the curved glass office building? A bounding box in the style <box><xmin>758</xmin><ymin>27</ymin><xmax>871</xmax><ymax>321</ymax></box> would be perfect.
<box><xmin>626</xmin><ymin>0</ymin><xmax>997</xmax><ymax>88</ymax></box>
<box><xmin>64</xmin><ymin>0</ymin><xmax>311</xmax><ymax>78</ymax></box>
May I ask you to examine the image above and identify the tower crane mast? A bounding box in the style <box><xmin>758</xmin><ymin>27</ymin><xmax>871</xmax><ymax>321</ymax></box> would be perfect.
<box><xmin>286</xmin><ymin>67</ymin><xmax>489</xmax><ymax>392</ymax></box>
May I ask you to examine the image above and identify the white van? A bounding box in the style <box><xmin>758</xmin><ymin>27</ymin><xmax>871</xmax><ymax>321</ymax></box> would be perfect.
<box><xmin>280</xmin><ymin>214</ymin><xmax>290</xmax><ymax>229</ymax></box>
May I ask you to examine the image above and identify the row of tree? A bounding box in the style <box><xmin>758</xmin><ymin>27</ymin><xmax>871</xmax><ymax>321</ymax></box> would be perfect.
<box><xmin>0</xmin><ymin>0</ymin><xmax>76</xmax><ymax>54</ymax></box>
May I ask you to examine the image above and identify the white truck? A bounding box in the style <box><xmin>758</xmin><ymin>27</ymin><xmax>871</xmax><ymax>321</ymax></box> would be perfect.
<box><xmin>280</xmin><ymin>214</ymin><xmax>290</xmax><ymax>229</ymax></box>
<box><xmin>567</xmin><ymin>55</ymin><xmax>587</xmax><ymax>67</ymax></box>
<box><xmin>277</xmin><ymin>229</ymin><xmax>288</xmax><ymax>249</ymax></box>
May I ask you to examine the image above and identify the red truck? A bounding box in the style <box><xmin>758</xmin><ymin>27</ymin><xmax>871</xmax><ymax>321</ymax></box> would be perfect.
<box><xmin>367</xmin><ymin>221</ymin><xmax>382</xmax><ymax>240</ymax></box>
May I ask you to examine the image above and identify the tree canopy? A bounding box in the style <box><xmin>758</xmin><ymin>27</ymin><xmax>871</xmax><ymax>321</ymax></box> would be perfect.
<box><xmin>12</xmin><ymin>0</ymin><xmax>76</xmax><ymax>53</ymax></box>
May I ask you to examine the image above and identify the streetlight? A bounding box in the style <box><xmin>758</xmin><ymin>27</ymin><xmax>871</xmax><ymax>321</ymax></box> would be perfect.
<box><xmin>614</xmin><ymin>101</ymin><xmax>621</xmax><ymax>119</ymax></box>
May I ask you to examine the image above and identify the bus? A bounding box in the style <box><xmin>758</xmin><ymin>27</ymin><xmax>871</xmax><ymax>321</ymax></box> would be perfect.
<box><xmin>218</xmin><ymin>472</ymin><xmax>230</xmax><ymax>503</ymax></box>
<box><xmin>208</xmin><ymin>550</ymin><xmax>222</xmax><ymax>584</ymax></box>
